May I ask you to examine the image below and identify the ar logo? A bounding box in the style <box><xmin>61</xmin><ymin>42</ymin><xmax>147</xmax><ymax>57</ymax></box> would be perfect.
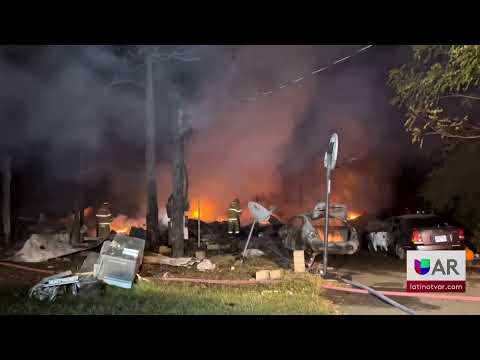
<box><xmin>414</xmin><ymin>258</ymin><xmax>459</xmax><ymax>276</ymax></box>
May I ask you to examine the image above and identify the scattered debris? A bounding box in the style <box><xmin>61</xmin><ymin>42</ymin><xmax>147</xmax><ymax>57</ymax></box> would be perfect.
<box><xmin>210</xmin><ymin>255</ymin><xmax>235</xmax><ymax>266</ymax></box>
<box><xmin>96</xmin><ymin>234</ymin><xmax>145</xmax><ymax>289</ymax></box>
<box><xmin>207</xmin><ymin>243</ymin><xmax>230</xmax><ymax>251</ymax></box>
<box><xmin>129</xmin><ymin>227</ymin><xmax>147</xmax><ymax>240</ymax></box>
<box><xmin>79</xmin><ymin>252</ymin><xmax>100</xmax><ymax>273</ymax></box>
<box><xmin>244</xmin><ymin>249</ymin><xmax>265</xmax><ymax>257</ymax></box>
<box><xmin>143</xmin><ymin>254</ymin><xmax>199</xmax><ymax>267</ymax></box>
<box><xmin>159</xmin><ymin>246</ymin><xmax>172</xmax><ymax>256</ymax></box>
<box><xmin>29</xmin><ymin>271</ymin><xmax>103</xmax><ymax>302</ymax></box>
<box><xmin>195</xmin><ymin>251</ymin><xmax>206</xmax><ymax>259</ymax></box>
<box><xmin>9</xmin><ymin>233</ymin><xmax>105</xmax><ymax>263</ymax></box>
<box><xmin>197</xmin><ymin>259</ymin><xmax>216</xmax><ymax>272</ymax></box>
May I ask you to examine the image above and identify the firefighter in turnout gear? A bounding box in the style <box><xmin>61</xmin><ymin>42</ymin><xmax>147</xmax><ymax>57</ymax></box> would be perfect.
<box><xmin>96</xmin><ymin>202</ymin><xmax>113</xmax><ymax>239</ymax></box>
<box><xmin>228</xmin><ymin>198</ymin><xmax>242</xmax><ymax>235</ymax></box>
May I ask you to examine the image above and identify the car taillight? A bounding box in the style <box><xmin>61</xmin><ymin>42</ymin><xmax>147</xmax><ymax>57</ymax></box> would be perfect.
<box><xmin>412</xmin><ymin>229</ymin><xmax>423</xmax><ymax>244</ymax></box>
<box><xmin>458</xmin><ymin>228</ymin><xmax>465</xmax><ymax>240</ymax></box>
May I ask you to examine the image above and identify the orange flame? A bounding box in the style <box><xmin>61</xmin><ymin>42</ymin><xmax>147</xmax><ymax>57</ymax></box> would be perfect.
<box><xmin>347</xmin><ymin>211</ymin><xmax>362</xmax><ymax>221</ymax></box>
<box><xmin>110</xmin><ymin>215</ymin><xmax>145</xmax><ymax>235</ymax></box>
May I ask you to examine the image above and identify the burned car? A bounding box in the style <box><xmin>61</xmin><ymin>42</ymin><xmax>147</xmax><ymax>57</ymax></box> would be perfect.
<box><xmin>279</xmin><ymin>203</ymin><xmax>360</xmax><ymax>260</ymax></box>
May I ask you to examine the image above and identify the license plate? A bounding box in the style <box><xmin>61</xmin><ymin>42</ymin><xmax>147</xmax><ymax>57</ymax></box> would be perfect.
<box><xmin>435</xmin><ymin>235</ymin><xmax>448</xmax><ymax>243</ymax></box>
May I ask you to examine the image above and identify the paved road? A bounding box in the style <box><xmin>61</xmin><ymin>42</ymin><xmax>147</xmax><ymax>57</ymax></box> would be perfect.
<box><xmin>323</xmin><ymin>250</ymin><xmax>480</xmax><ymax>315</ymax></box>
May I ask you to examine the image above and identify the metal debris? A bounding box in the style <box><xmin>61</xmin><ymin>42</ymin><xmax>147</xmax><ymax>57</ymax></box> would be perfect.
<box><xmin>196</xmin><ymin>259</ymin><xmax>216</xmax><ymax>272</ymax></box>
<box><xmin>243</xmin><ymin>249</ymin><xmax>265</xmax><ymax>257</ymax></box>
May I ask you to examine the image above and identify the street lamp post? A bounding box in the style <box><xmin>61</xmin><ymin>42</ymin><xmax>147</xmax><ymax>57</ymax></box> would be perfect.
<box><xmin>323</xmin><ymin>133</ymin><xmax>338</xmax><ymax>279</ymax></box>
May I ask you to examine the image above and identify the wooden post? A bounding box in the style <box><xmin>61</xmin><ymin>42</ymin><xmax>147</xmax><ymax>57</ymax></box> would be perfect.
<box><xmin>197</xmin><ymin>200</ymin><xmax>201</xmax><ymax>249</ymax></box>
<box><xmin>145</xmin><ymin>54</ymin><xmax>160</xmax><ymax>249</ymax></box>
<box><xmin>2</xmin><ymin>156</ymin><xmax>11</xmax><ymax>246</ymax></box>
<box><xmin>171</xmin><ymin>109</ymin><xmax>189</xmax><ymax>258</ymax></box>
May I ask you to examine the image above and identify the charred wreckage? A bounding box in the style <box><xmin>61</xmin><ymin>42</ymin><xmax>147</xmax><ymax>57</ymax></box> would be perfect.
<box><xmin>279</xmin><ymin>203</ymin><xmax>360</xmax><ymax>265</ymax></box>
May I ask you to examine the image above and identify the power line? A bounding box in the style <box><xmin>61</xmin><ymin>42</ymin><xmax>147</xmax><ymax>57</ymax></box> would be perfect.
<box><xmin>236</xmin><ymin>45</ymin><xmax>374</xmax><ymax>104</ymax></box>
<box><xmin>191</xmin><ymin>45</ymin><xmax>374</xmax><ymax>117</ymax></box>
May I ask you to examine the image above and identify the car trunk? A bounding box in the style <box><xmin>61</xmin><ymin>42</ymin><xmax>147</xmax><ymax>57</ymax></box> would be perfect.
<box><xmin>317</xmin><ymin>226</ymin><xmax>349</xmax><ymax>244</ymax></box>
<box><xmin>416</xmin><ymin>227</ymin><xmax>462</xmax><ymax>246</ymax></box>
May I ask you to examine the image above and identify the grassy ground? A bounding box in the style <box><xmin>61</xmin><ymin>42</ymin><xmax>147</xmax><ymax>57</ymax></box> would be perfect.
<box><xmin>0</xmin><ymin>249</ymin><xmax>338</xmax><ymax>315</ymax></box>
<box><xmin>0</xmin><ymin>273</ymin><xmax>337</xmax><ymax>315</ymax></box>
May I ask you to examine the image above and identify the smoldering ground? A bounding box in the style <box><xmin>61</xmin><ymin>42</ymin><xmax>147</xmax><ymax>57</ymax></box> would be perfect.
<box><xmin>0</xmin><ymin>45</ymin><xmax>428</xmax><ymax>225</ymax></box>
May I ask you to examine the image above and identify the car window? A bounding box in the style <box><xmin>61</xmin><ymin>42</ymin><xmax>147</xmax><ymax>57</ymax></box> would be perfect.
<box><xmin>405</xmin><ymin>217</ymin><xmax>450</xmax><ymax>229</ymax></box>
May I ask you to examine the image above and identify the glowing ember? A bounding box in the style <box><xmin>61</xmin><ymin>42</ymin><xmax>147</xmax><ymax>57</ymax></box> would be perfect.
<box><xmin>347</xmin><ymin>211</ymin><xmax>362</xmax><ymax>221</ymax></box>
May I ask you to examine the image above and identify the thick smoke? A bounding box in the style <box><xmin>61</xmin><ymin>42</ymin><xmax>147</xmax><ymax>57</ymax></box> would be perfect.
<box><xmin>0</xmin><ymin>45</ymin><xmax>425</xmax><ymax>225</ymax></box>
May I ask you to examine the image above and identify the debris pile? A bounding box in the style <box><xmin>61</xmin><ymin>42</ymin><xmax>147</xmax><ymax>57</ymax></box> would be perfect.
<box><xmin>9</xmin><ymin>232</ymin><xmax>104</xmax><ymax>263</ymax></box>
<box><xmin>29</xmin><ymin>271</ymin><xmax>103</xmax><ymax>302</ymax></box>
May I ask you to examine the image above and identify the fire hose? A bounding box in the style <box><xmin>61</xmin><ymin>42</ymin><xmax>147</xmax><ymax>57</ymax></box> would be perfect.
<box><xmin>339</xmin><ymin>278</ymin><xmax>416</xmax><ymax>315</ymax></box>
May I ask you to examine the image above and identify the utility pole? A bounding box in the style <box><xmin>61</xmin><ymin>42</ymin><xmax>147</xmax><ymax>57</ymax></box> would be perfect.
<box><xmin>197</xmin><ymin>200</ymin><xmax>201</xmax><ymax>249</ymax></box>
<box><xmin>170</xmin><ymin>109</ymin><xmax>189</xmax><ymax>257</ymax></box>
<box><xmin>145</xmin><ymin>54</ymin><xmax>160</xmax><ymax>249</ymax></box>
<box><xmin>2</xmin><ymin>156</ymin><xmax>11</xmax><ymax>246</ymax></box>
<box><xmin>106</xmin><ymin>46</ymin><xmax>199</xmax><ymax>251</ymax></box>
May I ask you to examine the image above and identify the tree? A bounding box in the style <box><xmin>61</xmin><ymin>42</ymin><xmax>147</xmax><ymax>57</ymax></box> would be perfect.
<box><xmin>169</xmin><ymin>110</ymin><xmax>190</xmax><ymax>257</ymax></box>
<box><xmin>388</xmin><ymin>45</ymin><xmax>480</xmax><ymax>147</ymax></box>
<box><xmin>108</xmin><ymin>46</ymin><xmax>199</xmax><ymax>250</ymax></box>
<box><xmin>421</xmin><ymin>142</ymin><xmax>480</xmax><ymax>250</ymax></box>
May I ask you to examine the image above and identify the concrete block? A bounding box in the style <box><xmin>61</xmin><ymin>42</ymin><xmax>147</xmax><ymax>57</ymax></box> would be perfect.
<box><xmin>293</xmin><ymin>250</ymin><xmax>305</xmax><ymax>273</ymax></box>
<box><xmin>269</xmin><ymin>269</ymin><xmax>283</xmax><ymax>280</ymax></box>
<box><xmin>256</xmin><ymin>270</ymin><xmax>270</xmax><ymax>281</ymax></box>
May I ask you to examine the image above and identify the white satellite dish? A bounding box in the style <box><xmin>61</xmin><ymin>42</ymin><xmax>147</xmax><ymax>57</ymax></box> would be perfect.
<box><xmin>324</xmin><ymin>133</ymin><xmax>339</xmax><ymax>170</ymax></box>
<box><xmin>241</xmin><ymin>202</ymin><xmax>274</xmax><ymax>259</ymax></box>
<box><xmin>248</xmin><ymin>202</ymin><xmax>272</xmax><ymax>223</ymax></box>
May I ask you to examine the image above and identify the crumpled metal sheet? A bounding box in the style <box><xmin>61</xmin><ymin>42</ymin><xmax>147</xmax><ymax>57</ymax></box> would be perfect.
<box><xmin>28</xmin><ymin>271</ymin><xmax>102</xmax><ymax>302</ymax></box>
<box><xmin>9</xmin><ymin>233</ymin><xmax>105</xmax><ymax>263</ymax></box>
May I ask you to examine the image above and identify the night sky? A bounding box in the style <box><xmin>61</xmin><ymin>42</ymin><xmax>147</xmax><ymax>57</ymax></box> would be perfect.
<box><xmin>0</xmin><ymin>45</ymin><xmax>433</xmax><ymax>222</ymax></box>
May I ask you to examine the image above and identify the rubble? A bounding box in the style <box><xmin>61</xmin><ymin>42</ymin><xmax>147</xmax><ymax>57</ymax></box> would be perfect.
<box><xmin>209</xmin><ymin>255</ymin><xmax>235</xmax><ymax>266</ymax></box>
<box><xmin>243</xmin><ymin>249</ymin><xmax>265</xmax><ymax>257</ymax></box>
<box><xmin>9</xmin><ymin>233</ymin><xmax>105</xmax><ymax>263</ymax></box>
<box><xmin>159</xmin><ymin>246</ymin><xmax>172</xmax><ymax>256</ymax></box>
<box><xmin>196</xmin><ymin>259</ymin><xmax>216</xmax><ymax>272</ymax></box>
<box><xmin>29</xmin><ymin>271</ymin><xmax>104</xmax><ymax>302</ymax></box>
<box><xmin>195</xmin><ymin>251</ymin><xmax>206</xmax><ymax>259</ymax></box>
<box><xmin>143</xmin><ymin>253</ymin><xmax>199</xmax><ymax>267</ymax></box>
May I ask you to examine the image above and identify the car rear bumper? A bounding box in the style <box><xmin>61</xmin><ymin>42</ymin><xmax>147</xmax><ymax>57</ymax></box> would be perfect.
<box><xmin>408</xmin><ymin>244</ymin><xmax>465</xmax><ymax>251</ymax></box>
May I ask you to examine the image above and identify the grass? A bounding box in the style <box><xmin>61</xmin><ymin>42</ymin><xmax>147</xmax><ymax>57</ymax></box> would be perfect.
<box><xmin>0</xmin><ymin>273</ymin><xmax>337</xmax><ymax>315</ymax></box>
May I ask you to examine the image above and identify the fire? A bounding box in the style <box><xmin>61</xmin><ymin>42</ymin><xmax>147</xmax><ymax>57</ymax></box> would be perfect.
<box><xmin>188</xmin><ymin>198</ymin><xmax>221</xmax><ymax>222</ymax></box>
<box><xmin>110</xmin><ymin>215</ymin><xmax>145</xmax><ymax>235</ymax></box>
<box><xmin>347</xmin><ymin>211</ymin><xmax>362</xmax><ymax>221</ymax></box>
